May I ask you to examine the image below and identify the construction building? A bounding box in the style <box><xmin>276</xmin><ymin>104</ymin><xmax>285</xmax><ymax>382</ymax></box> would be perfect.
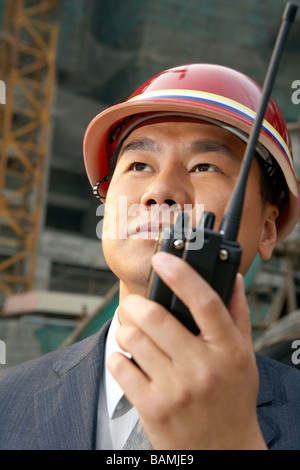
<box><xmin>0</xmin><ymin>0</ymin><xmax>299</xmax><ymax>366</ymax></box>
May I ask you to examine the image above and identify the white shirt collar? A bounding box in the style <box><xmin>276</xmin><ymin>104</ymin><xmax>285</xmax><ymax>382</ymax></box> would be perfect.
<box><xmin>104</xmin><ymin>309</ymin><xmax>132</xmax><ymax>419</ymax></box>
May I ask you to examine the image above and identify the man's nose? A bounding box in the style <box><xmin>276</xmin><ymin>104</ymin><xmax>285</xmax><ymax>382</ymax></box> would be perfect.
<box><xmin>140</xmin><ymin>167</ymin><xmax>191</xmax><ymax>208</ymax></box>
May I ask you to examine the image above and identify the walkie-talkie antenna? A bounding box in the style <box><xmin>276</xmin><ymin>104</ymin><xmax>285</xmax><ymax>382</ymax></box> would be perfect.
<box><xmin>219</xmin><ymin>2</ymin><xmax>298</xmax><ymax>242</ymax></box>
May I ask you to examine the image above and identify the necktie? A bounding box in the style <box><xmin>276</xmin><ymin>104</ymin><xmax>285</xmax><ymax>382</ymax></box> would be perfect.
<box><xmin>123</xmin><ymin>419</ymin><xmax>153</xmax><ymax>450</ymax></box>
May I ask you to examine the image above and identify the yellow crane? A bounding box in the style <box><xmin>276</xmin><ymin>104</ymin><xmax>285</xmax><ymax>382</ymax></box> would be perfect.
<box><xmin>0</xmin><ymin>0</ymin><xmax>61</xmax><ymax>306</ymax></box>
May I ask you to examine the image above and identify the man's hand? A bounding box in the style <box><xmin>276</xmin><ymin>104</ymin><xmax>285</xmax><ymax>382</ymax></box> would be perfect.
<box><xmin>107</xmin><ymin>252</ymin><xmax>267</xmax><ymax>450</ymax></box>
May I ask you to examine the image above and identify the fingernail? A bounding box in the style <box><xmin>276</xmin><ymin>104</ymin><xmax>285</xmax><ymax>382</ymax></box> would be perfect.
<box><xmin>236</xmin><ymin>273</ymin><xmax>245</xmax><ymax>291</ymax></box>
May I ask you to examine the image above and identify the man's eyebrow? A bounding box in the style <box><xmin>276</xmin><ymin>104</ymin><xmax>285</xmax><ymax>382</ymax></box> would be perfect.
<box><xmin>119</xmin><ymin>137</ymin><xmax>162</xmax><ymax>157</ymax></box>
<box><xmin>189</xmin><ymin>140</ymin><xmax>241</xmax><ymax>159</ymax></box>
<box><xmin>118</xmin><ymin>137</ymin><xmax>241</xmax><ymax>160</ymax></box>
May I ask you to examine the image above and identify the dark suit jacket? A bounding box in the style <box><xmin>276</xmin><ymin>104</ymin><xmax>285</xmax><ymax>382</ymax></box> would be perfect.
<box><xmin>0</xmin><ymin>319</ymin><xmax>300</xmax><ymax>450</ymax></box>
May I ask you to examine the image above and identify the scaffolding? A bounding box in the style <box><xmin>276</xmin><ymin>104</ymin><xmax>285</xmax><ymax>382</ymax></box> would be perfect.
<box><xmin>0</xmin><ymin>0</ymin><xmax>61</xmax><ymax>305</ymax></box>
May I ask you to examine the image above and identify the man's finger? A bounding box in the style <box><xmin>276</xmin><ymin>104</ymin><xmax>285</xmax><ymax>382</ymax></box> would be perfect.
<box><xmin>107</xmin><ymin>352</ymin><xmax>150</xmax><ymax>412</ymax></box>
<box><xmin>115</xmin><ymin>324</ymin><xmax>172</xmax><ymax>380</ymax></box>
<box><xmin>119</xmin><ymin>294</ymin><xmax>200</xmax><ymax>362</ymax></box>
<box><xmin>228</xmin><ymin>273</ymin><xmax>253</xmax><ymax>348</ymax></box>
<box><xmin>151</xmin><ymin>251</ymin><xmax>241</xmax><ymax>345</ymax></box>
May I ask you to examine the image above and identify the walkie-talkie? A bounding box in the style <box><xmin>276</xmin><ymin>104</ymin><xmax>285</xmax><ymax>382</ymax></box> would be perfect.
<box><xmin>146</xmin><ymin>3</ymin><xmax>298</xmax><ymax>335</ymax></box>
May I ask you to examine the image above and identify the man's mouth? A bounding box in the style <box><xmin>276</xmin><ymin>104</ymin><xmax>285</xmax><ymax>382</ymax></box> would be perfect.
<box><xmin>128</xmin><ymin>222</ymin><xmax>165</xmax><ymax>240</ymax></box>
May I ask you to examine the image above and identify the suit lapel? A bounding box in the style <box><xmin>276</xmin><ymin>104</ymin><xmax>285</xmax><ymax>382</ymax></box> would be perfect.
<box><xmin>256</xmin><ymin>355</ymin><xmax>276</xmax><ymax>447</ymax></box>
<box><xmin>32</xmin><ymin>334</ymin><xmax>280</xmax><ymax>450</ymax></box>
<box><xmin>34</xmin><ymin>321</ymin><xmax>111</xmax><ymax>450</ymax></box>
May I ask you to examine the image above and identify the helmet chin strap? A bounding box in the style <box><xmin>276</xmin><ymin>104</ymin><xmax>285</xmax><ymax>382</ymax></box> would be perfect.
<box><xmin>93</xmin><ymin>175</ymin><xmax>109</xmax><ymax>200</ymax></box>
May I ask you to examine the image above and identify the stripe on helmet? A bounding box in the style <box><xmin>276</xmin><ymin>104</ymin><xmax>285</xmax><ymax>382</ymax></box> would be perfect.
<box><xmin>128</xmin><ymin>89</ymin><xmax>294</xmax><ymax>170</ymax></box>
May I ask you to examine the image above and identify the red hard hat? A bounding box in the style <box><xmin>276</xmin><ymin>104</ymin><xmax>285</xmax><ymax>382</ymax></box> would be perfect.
<box><xmin>83</xmin><ymin>63</ymin><xmax>299</xmax><ymax>241</ymax></box>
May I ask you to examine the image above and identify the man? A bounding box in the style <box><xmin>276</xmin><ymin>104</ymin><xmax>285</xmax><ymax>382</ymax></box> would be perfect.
<box><xmin>0</xmin><ymin>64</ymin><xmax>299</xmax><ymax>450</ymax></box>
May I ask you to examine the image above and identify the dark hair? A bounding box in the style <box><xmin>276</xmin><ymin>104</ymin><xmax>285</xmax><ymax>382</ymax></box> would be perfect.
<box><xmin>107</xmin><ymin>143</ymin><xmax>122</xmax><ymax>181</ymax></box>
<box><xmin>255</xmin><ymin>154</ymin><xmax>288</xmax><ymax>209</ymax></box>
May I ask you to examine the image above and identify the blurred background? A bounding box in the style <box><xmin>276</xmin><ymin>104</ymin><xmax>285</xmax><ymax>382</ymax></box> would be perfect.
<box><xmin>0</xmin><ymin>0</ymin><xmax>300</xmax><ymax>368</ymax></box>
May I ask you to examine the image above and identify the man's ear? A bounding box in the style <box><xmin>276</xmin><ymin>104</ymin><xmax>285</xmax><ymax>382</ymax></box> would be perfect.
<box><xmin>258</xmin><ymin>203</ymin><xmax>279</xmax><ymax>261</ymax></box>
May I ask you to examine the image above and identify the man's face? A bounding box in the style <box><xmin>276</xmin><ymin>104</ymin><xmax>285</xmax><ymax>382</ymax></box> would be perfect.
<box><xmin>101</xmin><ymin>117</ymin><xmax>278</xmax><ymax>299</ymax></box>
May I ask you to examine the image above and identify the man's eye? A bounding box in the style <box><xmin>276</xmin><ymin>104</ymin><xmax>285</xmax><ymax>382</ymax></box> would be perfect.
<box><xmin>192</xmin><ymin>163</ymin><xmax>221</xmax><ymax>173</ymax></box>
<box><xmin>130</xmin><ymin>162</ymin><xmax>152</xmax><ymax>172</ymax></box>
